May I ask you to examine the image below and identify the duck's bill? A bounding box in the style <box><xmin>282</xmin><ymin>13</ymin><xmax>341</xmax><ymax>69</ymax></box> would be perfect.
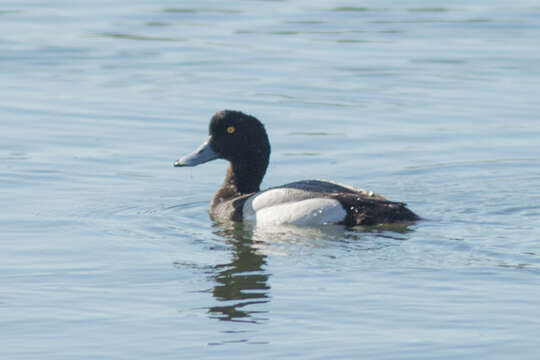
<box><xmin>174</xmin><ymin>137</ymin><xmax>218</xmax><ymax>167</ymax></box>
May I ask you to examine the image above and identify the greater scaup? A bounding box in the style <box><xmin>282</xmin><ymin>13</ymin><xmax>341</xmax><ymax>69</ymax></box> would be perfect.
<box><xmin>174</xmin><ymin>110</ymin><xmax>419</xmax><ymax>226</ymax></box>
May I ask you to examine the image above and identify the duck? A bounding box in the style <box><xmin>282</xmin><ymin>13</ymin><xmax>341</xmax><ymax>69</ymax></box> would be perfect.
<box><xmin>174</xmin><ymin>110</ymin><xmax>419</xmax><ymax>226</ymax></box>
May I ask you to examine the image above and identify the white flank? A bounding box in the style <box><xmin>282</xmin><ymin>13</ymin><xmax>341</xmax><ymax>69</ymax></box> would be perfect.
<box><xmin>243</xmin><ymin>188</ymin><xmax>346</xmax><ymax>226</ymax></box>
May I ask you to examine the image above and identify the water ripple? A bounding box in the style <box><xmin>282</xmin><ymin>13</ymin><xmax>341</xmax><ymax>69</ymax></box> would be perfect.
<box><xmin>99</xmin><ymin>32</ymin><xmax>185</xmax><ymax>42</ymax></box>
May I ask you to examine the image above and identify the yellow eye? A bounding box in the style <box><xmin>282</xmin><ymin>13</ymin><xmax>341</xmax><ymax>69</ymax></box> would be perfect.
<box><xmin>227</xmin><ymin>126</ymin><xmax>235</xmax><ymax>134</ymax></box>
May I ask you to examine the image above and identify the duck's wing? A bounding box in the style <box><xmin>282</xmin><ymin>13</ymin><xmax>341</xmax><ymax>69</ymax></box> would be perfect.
<box><xmin>278</xmin><ymin>179</ymin><xmax>389</xmax><ymax>201</ymax></box>
<box><xmin>240</xmin><ymin>180</ymin><xmax>402</xmax><ymax>226</ymax></box>
<box><xmin>328</xmin><ymin>192</ymin><xmax>419</xmax><ymax>226</ymax></box>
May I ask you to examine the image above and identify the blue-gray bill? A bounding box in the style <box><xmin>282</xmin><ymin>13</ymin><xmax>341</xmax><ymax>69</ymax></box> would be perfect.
<box><xmin>174</xmin><ymin>137</ymin><xmax>219</xmax><ymax>167</ymax></box>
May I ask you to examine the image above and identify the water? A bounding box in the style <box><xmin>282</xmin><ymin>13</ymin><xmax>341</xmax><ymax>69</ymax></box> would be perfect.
<box><xmin>1</xmin><ymin>0</ymin><xmax>540</xmax><ymax>358</ymax></box>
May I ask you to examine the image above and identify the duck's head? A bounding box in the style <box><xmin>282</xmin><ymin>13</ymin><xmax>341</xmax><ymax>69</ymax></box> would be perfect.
<box><xmin>174</xmin><ymin>110</ymin><xmax>271</xmax><ymax>170</ymax></box>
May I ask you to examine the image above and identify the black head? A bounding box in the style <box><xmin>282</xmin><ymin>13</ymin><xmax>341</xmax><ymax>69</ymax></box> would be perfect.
<box><xmin>174</xmin><ymin>110</ymin><xmax>271</xmax><ymax>193</ymax></box>
<box><xmin>207</xmin><ymin>110</ymin><xmax>270</xmax><ymax>165</ymax></box>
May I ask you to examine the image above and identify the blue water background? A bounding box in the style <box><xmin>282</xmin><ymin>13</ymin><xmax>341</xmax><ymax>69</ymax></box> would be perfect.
<box><xmin>1</xmin><ymin>1</ymin><xmax>540</xmax><ymax>358</ymax></box>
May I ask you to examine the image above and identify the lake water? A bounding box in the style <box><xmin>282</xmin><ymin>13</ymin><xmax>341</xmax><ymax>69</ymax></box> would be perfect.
<box><xmin>1</xmin><ymin>0</ymin><xmax>540</xmax><ymax>358</ymax></box>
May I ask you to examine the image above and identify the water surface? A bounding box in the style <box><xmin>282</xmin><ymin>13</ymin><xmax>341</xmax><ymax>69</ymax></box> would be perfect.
<box><xmin>1</xmin><ymin>0</ymin><xmax>540</xmax><ymax>359</ymax></box>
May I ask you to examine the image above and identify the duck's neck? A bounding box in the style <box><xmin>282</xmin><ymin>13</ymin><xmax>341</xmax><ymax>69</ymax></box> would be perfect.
<box><xmin>212</xmin><ymin>158</ymin><xmax>268</xmax><ymax>206</ymax></box>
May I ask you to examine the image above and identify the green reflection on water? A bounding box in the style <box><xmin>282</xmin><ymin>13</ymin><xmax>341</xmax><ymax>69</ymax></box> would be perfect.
<box><xmin>209</xmin><ymin>223</ymin><xmax>270</xmax><ymax>323</ymax></box>
<box><xmin>100</xmin><ymin>32</ymin><xmax>184</xmax><ymax>42</ymax></box>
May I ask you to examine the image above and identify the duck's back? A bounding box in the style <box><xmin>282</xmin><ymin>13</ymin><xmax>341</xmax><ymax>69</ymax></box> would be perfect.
<box><xmin>233</xmin><ymin>179</ymin><xmax>417</xmax><ymax>226</ymax></box>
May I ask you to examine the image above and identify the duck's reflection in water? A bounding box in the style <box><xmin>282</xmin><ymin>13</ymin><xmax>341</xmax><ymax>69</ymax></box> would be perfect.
<box><xmin>208</xmin><ymin>221</ymin><xmax>412</xmax><ymax>323</ymax></box>
<box><xmin>209</xmin><ymin>223</ymin><xmax>270</xmax><ymax>323</ymax></box>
